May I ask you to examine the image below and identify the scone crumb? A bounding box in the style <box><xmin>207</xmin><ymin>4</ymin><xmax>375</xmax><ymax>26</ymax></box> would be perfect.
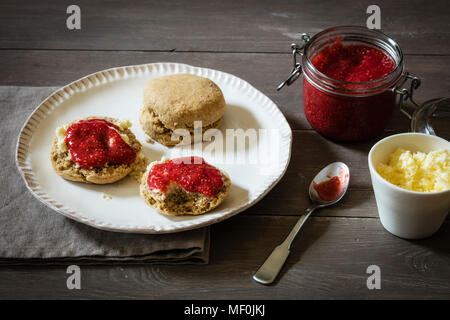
<box><xmin>118</xmin><ymin>119</ymin><xmax>132</xmax><ymax>130</ymax></box>
<box><xmin>101</xmin><ymin>193</ymin><xmax>112</xmax><ymax>200</ymax></box>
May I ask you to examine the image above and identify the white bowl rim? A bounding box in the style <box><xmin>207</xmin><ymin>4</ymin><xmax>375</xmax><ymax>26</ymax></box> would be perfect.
<box><xmin>368</xmin><ymin>132</ymin><xmax>450</xmax><ymax>196</ymax></box>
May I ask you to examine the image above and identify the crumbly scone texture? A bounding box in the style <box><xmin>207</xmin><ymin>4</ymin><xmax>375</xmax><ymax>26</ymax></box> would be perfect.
<box><xmin>141</xmin><ymin>74</ymin><xmax>226</xmax><ymax>146</ymax></box>
<box><xmin>139</xmin><ymin>107</ymin><xmax>223</xmax><ymax>146</ymax></box>
<box><xmin>50</xmin><ymin>116</ymin><xmax>148</xmax><ymax>184</ymax></box>
<box><xmin>140</xmin><ymin>160</ymin><xmax>231</xmax><ymax>216</ymax></box>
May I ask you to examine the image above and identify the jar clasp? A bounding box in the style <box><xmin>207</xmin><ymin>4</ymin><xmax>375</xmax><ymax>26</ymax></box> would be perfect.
<box><xmin>277</xmin><ymin>34</ymin><xmax>311</xmax><ymax>91</ymax></box>
<box><xmin>394</xmin><ymin>73</ymin><xmax>421</xmax><ymax>119</ymax></box>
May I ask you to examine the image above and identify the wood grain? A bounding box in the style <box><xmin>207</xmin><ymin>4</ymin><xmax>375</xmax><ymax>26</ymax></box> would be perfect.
<box><xmin>0</xmin><ymin>216</ymin><xmax>448</xmax><ymax>299</ymax></box>
<box><xmin>1</xmin><ymin>49</ymin><xmax>449</xmax><ymax>133</ymax></box>
<box><xmin>1</xmin><ymin>0</ymin><xmax>449</xmax><ymax>55</ymax></box>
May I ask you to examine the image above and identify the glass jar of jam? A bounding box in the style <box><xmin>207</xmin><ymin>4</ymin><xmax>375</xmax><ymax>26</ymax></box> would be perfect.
<box><xmin>278</xmin><ymin>26</ymin><xmax>420</xmax><ymax>141</ymax></box>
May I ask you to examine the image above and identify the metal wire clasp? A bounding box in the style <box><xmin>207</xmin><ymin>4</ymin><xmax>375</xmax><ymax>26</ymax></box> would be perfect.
<box><xmin>277</xmin><ymin>34</ymin><xmax>311</xmax><ymax>91</ymax></box>
<box><xmin>394</xmin><ymin>73</ymin><xmax>421</xmax><ymax>119</ymax></box>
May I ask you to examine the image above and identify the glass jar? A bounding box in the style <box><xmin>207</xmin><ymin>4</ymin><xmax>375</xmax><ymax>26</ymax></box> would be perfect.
<box><xmin>278</xmin><ymin>26</ymin><xmax>420</xmax><ymax>141</ymax></box>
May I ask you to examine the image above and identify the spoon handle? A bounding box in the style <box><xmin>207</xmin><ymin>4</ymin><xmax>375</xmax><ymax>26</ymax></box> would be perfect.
<box><xmin>253</xmin><ymin>204</ymin><xmax>318</xmax><ymax>285</ymax></box>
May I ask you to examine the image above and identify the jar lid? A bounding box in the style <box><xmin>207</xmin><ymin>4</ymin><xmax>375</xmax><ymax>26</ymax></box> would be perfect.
<box><xmin>411</xmin><ymin>98</ymin><xmax>450</xmax><ymax>140</ymax></box>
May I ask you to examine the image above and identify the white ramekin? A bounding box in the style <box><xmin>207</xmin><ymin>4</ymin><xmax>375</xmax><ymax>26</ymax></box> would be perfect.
<box><xmin>368</xmin><ymin>133</ymin><xmax>450</xmax><ymax>239</ymax></box>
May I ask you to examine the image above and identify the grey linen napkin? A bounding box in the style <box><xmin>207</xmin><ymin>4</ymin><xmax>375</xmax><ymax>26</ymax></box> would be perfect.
<box><xmin>0</xmin><ymin>86</ymin><xmax>209</xmax><ymax>265</ymax></box>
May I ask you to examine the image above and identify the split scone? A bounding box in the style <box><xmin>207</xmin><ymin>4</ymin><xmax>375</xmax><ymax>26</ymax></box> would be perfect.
<box><xmin>140</xmin><ymin>74</ymin><xmax>226</xmax><ymax>146</ymax></box>
<box><xmin>140</xmin><ymin>156</ymin><xmax>231</xmax><ymax>215</ymax></box>
<box><xmin>50</xmin><ymin>117</ymin><xmax>148</xmax><ymax>184</ymax></box>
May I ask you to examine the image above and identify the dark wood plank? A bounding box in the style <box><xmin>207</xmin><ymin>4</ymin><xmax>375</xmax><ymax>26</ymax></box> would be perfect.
<box><xmin>1</xmin><ymin>50</ymin><xmax>449</xmax><ymax>133</ymax></box>
<box><xmin>1</xmin><ymin>0</ymin><xmax>450</xmax><ymax>55</ymax></box>
<box><xmin>0</xmin><ymin>215</ymin><xmax>449</xmax><ymax>299</ymax></box>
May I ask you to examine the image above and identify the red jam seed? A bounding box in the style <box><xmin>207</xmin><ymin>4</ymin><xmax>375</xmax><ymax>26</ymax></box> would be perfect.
<box><xmin>65</xmin><ymin>119</ymin><xmax>136</xmax><ymax>169</ymax></box>
<box><xmin>147</xmin><ymin>156</ymin><xmax>224</xmax><ymax>198</ymax></box>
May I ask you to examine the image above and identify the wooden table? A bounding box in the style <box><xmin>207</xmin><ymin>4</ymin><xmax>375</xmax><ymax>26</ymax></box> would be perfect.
<box><xmin>1</xmin><ymin>0</ymin><xmax>449</xmax><ymax>299</ymax></box>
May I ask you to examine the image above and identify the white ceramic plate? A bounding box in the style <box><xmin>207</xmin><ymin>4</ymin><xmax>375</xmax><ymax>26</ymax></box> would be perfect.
<box><xmin>16</xmin><ymin>63</ymin><xmax>292</xmax><ymax>234</ymax></box>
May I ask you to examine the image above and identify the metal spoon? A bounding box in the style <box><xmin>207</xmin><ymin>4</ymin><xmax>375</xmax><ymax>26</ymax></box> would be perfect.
<box><xmin>253</xmin><ymin>162</ymin><xmax>350</xmax><ymax>285</ymax></box>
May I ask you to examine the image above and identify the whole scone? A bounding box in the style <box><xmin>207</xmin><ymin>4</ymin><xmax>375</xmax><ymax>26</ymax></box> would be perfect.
<box><xmin>50</xmin><ymin>117</ymin><xmax>148</xmax><ymax>184</ymax></box>
<box><xmin>140</xmin><ymin>74</ymin><xmax>226</xmax><ymax>146</ymax></box>
<box><xmin>140</xmin><ymin>157</ymin><xmax>231</xmax><ymax>216</ymax></box>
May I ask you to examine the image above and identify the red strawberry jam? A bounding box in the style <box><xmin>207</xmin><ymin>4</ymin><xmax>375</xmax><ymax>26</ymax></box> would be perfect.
<box><xmin>313</xmin><ymin>168</ymin><xmax>348</xmax><ymax>201</ymax></box>
<box><xmin>65</xmin><ymin>119</ymin><xmax>136</xmax><ymax>169</ymax></box>
<box><xmin>312</xmin><ymin>42</ymin><xmax>395</xmax><ymax>82</ymax></box>
<box><xmin>303</xmin><ymin>41</ymin><xmax>396</xmax><ymax>141</ymax></box>
<box><xmin>147</xmin><ymin>157</ymin><xmax>224</xmax><ymax>198</ymax></box>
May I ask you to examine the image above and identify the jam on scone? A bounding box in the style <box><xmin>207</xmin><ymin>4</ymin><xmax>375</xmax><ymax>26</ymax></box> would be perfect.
<box><xmin>51</xmin><ymin>117</ymin><xmax>147</xmax><ymax>184</ymax></box>
<box><xmin>140</xmin><ymin>156</ymin><xmax>230</xmax><ymax>216</ymax></box>
<box><xmin>65</xmin><ymin>118</ymin><xmax>136</xmax><ymax>169</ymax></box>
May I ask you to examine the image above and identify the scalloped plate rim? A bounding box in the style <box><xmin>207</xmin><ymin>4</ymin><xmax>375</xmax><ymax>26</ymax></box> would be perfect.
<box><xmin>15</xmin><ymin>62</ymin><xmax>292</xmax><ymax>234</ymax></box>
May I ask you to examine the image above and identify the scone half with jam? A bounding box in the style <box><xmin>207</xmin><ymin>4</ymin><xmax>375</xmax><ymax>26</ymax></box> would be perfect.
<box><xmin>50</xmin><ymin>117</ymin><xmax>148</xmax><ymax>184</ymax></box>
<box><xmin>140</xmin><ymin>156</ymin><xmax>231</xmax><ymax>215</ymax></box>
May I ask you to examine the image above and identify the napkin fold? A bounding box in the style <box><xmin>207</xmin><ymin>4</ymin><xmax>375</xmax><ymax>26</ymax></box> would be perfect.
<box><xmin>0</xmin><ymin>86</ymin><xmax>209</xmax><ymax>265</ymax></box>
